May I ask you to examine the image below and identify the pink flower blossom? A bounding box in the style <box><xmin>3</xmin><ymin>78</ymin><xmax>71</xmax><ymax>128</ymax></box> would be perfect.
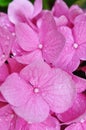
<box><xmin>0</xmin><ymin>60</ymin><xmax>76</xmax><ymax>123</ymax></box>
<box><xmin>12</xmin><ymin>12</ymin><xmax>65</xmax><ymax>65</ymax></box>
<box><xmin>55</xmin><ymin>20</ymin><xmax>86</xmax><ymax>72</ymax></box>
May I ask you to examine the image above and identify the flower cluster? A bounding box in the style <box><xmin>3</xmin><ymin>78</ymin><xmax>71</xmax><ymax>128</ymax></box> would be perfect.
<box><xmin>0</xmin><ymin>0</ymin><xmax>86</xmax><ymax>129</ymax></box>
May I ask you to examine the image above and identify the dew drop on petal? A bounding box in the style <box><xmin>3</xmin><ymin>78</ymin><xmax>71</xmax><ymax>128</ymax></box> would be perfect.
<box><xmin>73</xmin><ymin>43</ymin><xmax>78</xmax><ymax>49</ymax></box>
<box><xmin>38</xmin><ymin>44</ymin><xmax>43</xmax><ymax>49</ymax></box>
<box><xmin>33</xmin><ymin>87</ymin><xmax>39</xmax><ymax>93</ymax></box>
<box><xmin>80</xmin><ymin>118</ymin><xmax>85</xmax><ymax>123</ymax></box>
<box><xmin>12</xmin><ymin>32</ymin><xmax>15</xmax><ymax>36</ymax></box>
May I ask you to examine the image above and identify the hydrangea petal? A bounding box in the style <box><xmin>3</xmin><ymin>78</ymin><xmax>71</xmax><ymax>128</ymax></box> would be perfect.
<box><xmin>55</xmin><ymin>26</ymin><xmax>78</xmax><ymax>72</ymax></box>
<box><xmin>29</xmin><ymin>115</ymin><xmax>60</xmax><ymax>130</ymax></box>
<box><xmin>42</xmin><ymin>68</ymin><xmax>76</xmax><ymax>113</ymax></box>
<box><xmin>72</xmin><ymin>75</ymin><xmax>86</xmax><ymax>93</ymax></box>
<box><xmin>0</xmin><ymin>73</ymin><xmax>31</xmax><ymax>107</ymax></box>
<box><xmin>15</xmin><ymin>23</ymin><xmax>39</xmax><ymax>51</ymax></box>
<box><xmin>8</xmin><ymin>0</ymin><xmax>34</xmax><ymax>24</ymax></box>
<box><xmin>0</xmin><ymin>64</ymin><xmax>9</xmax><ymax>82</ymax></box>
<box><xmin>20</xmin><ymin>60</ymin><xmax>51</xmax><ymax>85</ymax></box>
<box><xmin>77</xmin><ymin>43</ymin><xmax>86</xmax><ymax>60</ymax></box>
<box><xmin>40</xmin><ymin>12</ymin><xmax>65</xmax><ymax>64</ymax></box>
<box><xmin>15</xmin><ymin>50</ymin><xmax>42</xmax><ymax>65</ymax></box>
<box><xmin>32</xmin><ymin>0</ymin><xmax>42</xmax><ymax>17</ymax></box>
<box><xmin>69</xmin><ymin>5</ymin><xmax>83</xmax><ymax>23</ymax></box>
<box><xmin>13</xmin><ymin>95</ymin><xmax>49</xmax><ymax>123</ymax></box>
<box><xmin>73</xmin><ymin>20</ymin><xmax>86</xmax><ymax>44</ymax></box>
<box><xmin>57</xmin><ymin>94</ymin><xmax>86</xmax><ymax>123</ymax></box>
<box><xmin>52</xmin><ymin>0</ymin><xmax>69</xmax><ymax>17</ymax></box>
<box><xmin>65</xmin><ymin>123</ymin><xmax>83</xmax><ymax>130</ymax></box>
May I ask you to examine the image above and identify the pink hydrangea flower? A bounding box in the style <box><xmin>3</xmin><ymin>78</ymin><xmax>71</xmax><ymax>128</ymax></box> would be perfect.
<box><xmin>55</xmin><ymin>19</ymin><xmax>86</xmax><ymax>72</ymax></box>
<box><xmin>12</xmin><ymin>12</ymin><xmax>65</xmax><ymax>65</ymax></box>
<box><xmin>0</xmin><ymin>60</ymin><xmax>76</xmax><ymax>123</ymax></box>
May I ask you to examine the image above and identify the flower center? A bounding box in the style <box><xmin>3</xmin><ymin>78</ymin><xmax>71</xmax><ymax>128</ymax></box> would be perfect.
<box><xmin>38</xmin><ymin>44</ymin><xmax>43</xmax><ymax>49</ymax></box>
<box><xmin>33</xmin><ymin>87</ymin><xmax>39</xmax><ymax>93</ymax></box>
<box><xmin>73</xmin><ymin>43</ymin><xmax>78</xmax><ymax>49</ymax></box>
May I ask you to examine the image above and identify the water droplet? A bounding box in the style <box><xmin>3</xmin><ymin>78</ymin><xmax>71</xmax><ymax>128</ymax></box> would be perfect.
<box><xmin>73</xmin><ymin>43</ymin><xmax>78</xmax><ymax>49</ymax></box>
<box><xmin>34</xmin><ymin>87</ymin><xmax>39</xmax><ymax>93</ymax></box>
<box><xmin>12</xmin><ymin>52</ymin><xmax>16</xmax><ymax>56</ymax></box>
<box><xmin>12</xmin><ymin>32</ymin><xmax>15</xmax><ymax>36</ymax></box>
<box><xmin>38</xmin><ymin>44</ymin><xmax>43</xmax><ymax>49</ymax></box>
<box><xmin>80</xmin><ymin>118</ymin><xmax>85</xmax><ymax>123</ymax></box>
<box><xmin>0</xmin><ymin>54</ymin><xmax>6</xmax><ymax>61</ymax></box>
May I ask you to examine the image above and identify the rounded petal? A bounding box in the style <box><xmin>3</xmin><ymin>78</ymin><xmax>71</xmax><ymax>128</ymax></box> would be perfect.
<box><xmin>40</xmin><ymin>12</ymin><xmax>65</xmax><ymax>65</ymax></box>
<box><xmin>69</xmin><ymin>5</ymin><xmax>83</xmax><ymax>23</ymax></box>
<box><xmin>42</xmin><ymin>68</ymin><xmax>76</xmax><ymax>113</ymax></box>
<box><xmin>8</xmin><ymin>0</ymin><xmax>34</xmax><ymax>24</ymax></box>
<box><xmin>72</xmin><ymin>75</ymin><xmax>86</xmax><ymax>93</ymax></box>
<box><xmin>65</xmin><ymin>123</ymin><xmax>83</xmax><ymax>130</ymax></box>
<box><xmin>29</xmin><ymin>115</ymin><xmax>60</xmax><ymax>130</ymax></box>
<box><xmin>0</xmin><ymin>73</ymin><xmax>31</xmax><ymax>107</ymax></box>
<box><xmin>52</xmin><ymin>0</ymin><xmax>68</xmax><ymax>17</ymax></box>
<box><xmin>57</xmin><ymin>94</ymin><xmax>86</xmax><ymax>123</ymax></box>
<box><xmin>13</xmin><ymin>95</ymin><xmax>49</xmax><ymax>123</ymax></box>
<box><xmin>15</xmin><ymin>23</ymin><xmax>39</xmax><ymax>51</ymax></box>
<box><xmin>0</xmin><ymin>64</ymin><xmax>9</xmax><ymax>82</ymax></box>
<box><xmin>32</xmin><ymin>0</ymin><xmax>42</xmax><ymax>17</ymax></box>
<box><xmin>73</xmin><ymin>19</ymin><xmax>86</xmax><ymax>44</ymax></box>
<box><xmin>20</xmin><ymin>60</ymin><xmax>51</xmax><ymax>86</ymax></box>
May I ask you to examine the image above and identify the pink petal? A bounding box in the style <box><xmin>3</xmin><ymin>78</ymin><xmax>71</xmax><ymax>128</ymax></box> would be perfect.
<box><xmin>29</xmin><ymin>115</ymin><xmax>60</xmax><ymax>130</ymax></box>
<box><xmin>0</xmin><ymin>73</ymin><xmax>31</xmax><ymax>107</ymax></box>
<box><xmin>20</xmin><ymin>60</ymin><xmax>51</xmax><ymax>85</ymax></box>
<box><xmin>65</xmin><ymin>123</ymin><xmax>83</xmax><ymax>130</ymax></box>
<box><xmin>32</xmin><ymin>0</ymin><xmax>42</xmax><ymax>17</ymax></box>
<box><xmin>57</xmin><ymin>93</ymin><xmax>86</xmax><ymax>123</ymax></box>
<box><xmin>42</xmin><ymin>68</ymin><xmax>76</xmax><ymax>113</ymax></box>
<box><xmin>72</xmin><ymin>75</ymin><xmax>86</xmax><ymax>93</ymax></box>
<box><xmin>15</xmin><ymin>50</ymin><xmax>43</xmax><ymax>65</ymax></box>
<box><xmin>8</xmin><ymin>58</ymin><xmax>24</xmax><ymax>73</ymax></box>
<box><xmin>74</xmin><ymin>14</ymin><xmax>86</xmax><ymax>24</ymax></box>
<box><xmin>77</xmin><ymin>43</ymin><xmax>86</xmax><ymax>60</ymax></box>
<box><xmin>0</xmin><ymin>105</ymin><xmax>14</xmax><ymax>130</ymax></box>
<box><xmin>13</xmin><ymin>95</ymin><xmax>49</xmax><ymax>123</ymax></box>
<box><xmin>15</xmin><ymin>23</ymin><xmax>39</xmax><ymax>51</ymax></box>
<box><xmin>0</xmin><ymin>64</ymin><xmax>9</xmax><ymax>82</ymax></box>
<box><xmin>0</xmin><ymin>26</ymin><xmax>13</xmax><ymax>66</ymax></box>
<box><xmin>8</xmin><ymin>0</ymin><xmax>34</xmax><ymax>24</ymax></box>
<box><xmin>55</xmin><ymin>26</ymin><xmax>79</xmax><ymax>72</ymax></box>
<box><xmin>54</xmin><ymin>15</ymin><xmax>68</xmax><ymax>26</ymax></box>
<box><xmin>69</xmin><ymin>5</ymin><xmax>83</xmax><ymax>23</ymax></box>
<box><xmin>40</xmin><ymin>12</ymin><xmax>65</xmax><ymax>65</ymax></box>
<box><xmin>52</xmin><ymin>0</ymin><xmax>69</xmax><ymax>17</ymax></box>
<box><xmin>73</xmin><ymin>19</ymin><xmax>86</xmax><ymax>44</ymax></box>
